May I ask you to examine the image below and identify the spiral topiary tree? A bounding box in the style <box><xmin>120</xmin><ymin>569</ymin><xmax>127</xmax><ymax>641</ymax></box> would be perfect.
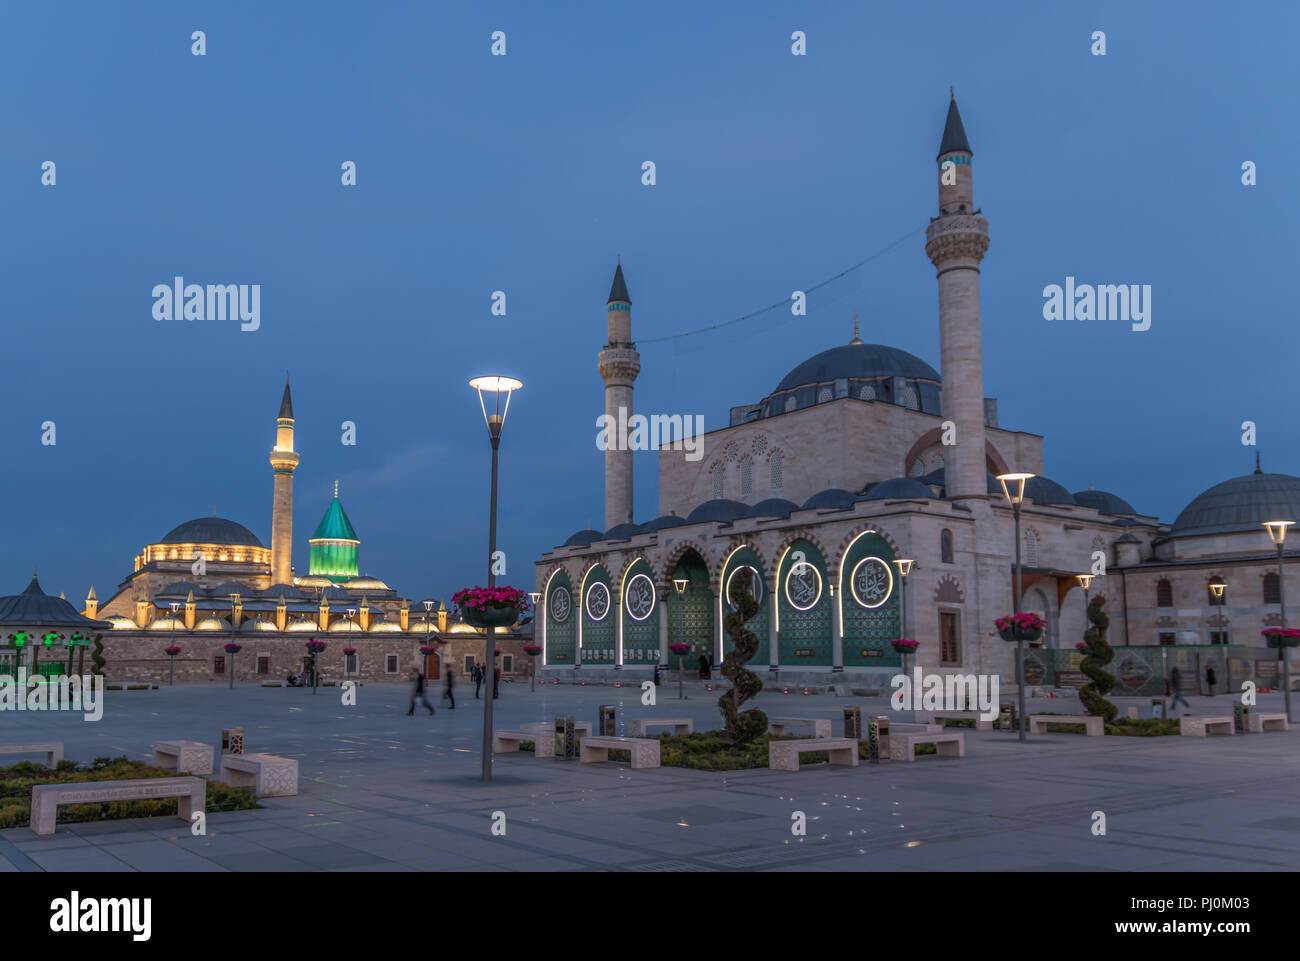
<box><xmin>91</xmin><ymin>634</ymin><xmax>106</xmax><ymax>679</ymax></box>
<box><xmin>1079</xmin><ymin>596</ymin><xmax>1117</xmax><ymax>720</ymax></box>
<box><xmin>718</xmin><ymin>581</ymin><xmax>768</xmax><ymax>744</ymax></box>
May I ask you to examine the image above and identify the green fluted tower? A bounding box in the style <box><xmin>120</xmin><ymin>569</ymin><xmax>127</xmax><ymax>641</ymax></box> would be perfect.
<box><xmin>308</xmin><ymin>481</ymin><xmax>359</xmax><ymax>581</ymax></box>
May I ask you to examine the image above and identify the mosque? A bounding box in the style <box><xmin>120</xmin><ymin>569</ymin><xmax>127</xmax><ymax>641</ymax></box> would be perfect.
<box><xmin>532</xmin><ymin>95</ymin><xmax>1300</xmax><ymax>693</ymax></box>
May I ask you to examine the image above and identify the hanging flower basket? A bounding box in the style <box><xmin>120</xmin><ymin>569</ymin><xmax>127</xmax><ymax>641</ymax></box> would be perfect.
<box><xmin>224</xmin><ymin>643</ymin><xmax>242</xmax><ymax>654</ymax></box>
<box><xmin>306</xmin><ymin>640</ymin><xmax>327</xmax><ymax>654</ymax></box>
<box><xmin>342</xmin><ymin>647</ymin><xmax>357</xmax><ymax>655</ymax></box>
<box><xmin>669</xmin><ymin>642</ymin><xmax>692</xmax><ymax>656</ymax></box>
<box><xmin>995</xmin><ymin>613</ymin><xmax>1045</xmax><ymax>642</ymax></box>
<box><xmin>1262</xmin><ymin>628</ymin><xmax>1300</xmax><ymax>648</ymax></box>
<box><xmin>891</xmin><ymin>639</ymin><xmax>919</xmax><ymax>654</ymax></box>
<box><xmin>165</xmin><ymin>646</ymin><xmax>181</xmax><ymax>657</ymax></box>
<box><xmin>453</xmin><ymin>586</ymin><xmax>529</xmax><ymax>628</ymax></box>
<box><xmin>523</xmin><ymin>645</ymin><xmax>542</xmax><ymax>656</ymax></box>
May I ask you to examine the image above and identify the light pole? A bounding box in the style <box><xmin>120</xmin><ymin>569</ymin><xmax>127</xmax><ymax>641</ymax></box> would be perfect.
<box><xmin>998</xmin><ymin>471</ymin><xmax>1035</xmax><ymax>742</ymax></box>
<box><xmin>1076</xmin><ymin>573</ymin><xmax>1093</xmax><ymax>631</ymax></box>
<box><xmin>673</xmin><ymin>578</ymin><xmax>689</xmax><ymax>700</ymax></box>
<box><xmin>228</xmin><ymin>594</ymin><xmax>240</xmax><ymax>689</ymax></box>
<box><xmin>1265</xmin><ymin>520</ymin><xmax>1294</xmax><ymax>721</ymax></box>
<box><xmin>527</xmin><ymin>592</ymin><xmax>541</xmax><ymax>692</ymax></box>
<box><xmin>168</xmin><ymin>602</ymin><xmax>179</xmax><ymax>686</ymax></box>
<box><xmin>470</xmin><ymin>374</ymin><xmax>522</xmax><ymax>782</ymax></box>
<box><xmin>893</xmin><ymin>559</ymin><xmax>915</xmax><ymax>717</ymax></box>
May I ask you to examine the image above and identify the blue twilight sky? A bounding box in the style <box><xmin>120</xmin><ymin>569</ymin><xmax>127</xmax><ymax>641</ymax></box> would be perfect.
<box><xmin>2</xmin><ymin>1</ymin><xmax>1295</xmax><ymax>603</ymax></box>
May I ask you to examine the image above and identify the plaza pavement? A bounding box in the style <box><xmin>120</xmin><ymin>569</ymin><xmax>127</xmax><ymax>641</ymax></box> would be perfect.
<box><xmin>1</xmin><ymin>679</ymin><xmax>1297</xmax><ymax>872</ymax></box>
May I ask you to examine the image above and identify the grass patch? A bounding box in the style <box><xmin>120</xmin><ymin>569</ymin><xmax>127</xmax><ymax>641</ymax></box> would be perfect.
<box><xmin>0</xmin><ymin>756</ymin><xmax>257</xmax><ymax>829</ymax></box>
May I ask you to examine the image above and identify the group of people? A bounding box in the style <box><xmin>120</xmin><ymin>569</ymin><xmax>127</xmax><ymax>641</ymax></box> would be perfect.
<box><xmin>407</xmin><ymin>662</ymin><xmax>501</xmax><ymax>716</ymax></box>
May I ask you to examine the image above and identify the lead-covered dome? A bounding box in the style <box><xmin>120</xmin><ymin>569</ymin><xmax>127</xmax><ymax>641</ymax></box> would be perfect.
<box><xmin>775</xmin><ymin>343</ymin><xmax>939</xmax><ymax>392</ymax></box>
<box><xmin>1171</xmin><ymin>471</ymin><xmax>1300</xmax><ymax>536</ymax></box>
<box><xmin>160</xmin><ymin>517</ymin><xmax>263</xmax><ymax>547</ymax></box>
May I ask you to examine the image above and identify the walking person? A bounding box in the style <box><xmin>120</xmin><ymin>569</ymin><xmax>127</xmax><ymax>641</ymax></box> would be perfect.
<box><xmin>473</xmin><ymin>663</ymin><xmax>483</xmax><ymax>699</ymax></box>
<box><xmin>1169</xmin><ymin>665</ymin><xmax>1191</xmax><ymax>714</ymax></box>
<box><xmin>407</xmin><ymin>668</ymin><xmax>435</xmax><ymax>716</ymax></box>
<box><xmin>442</xmin><ymin>667</ymin><xmax>456</xmax><ymax>709</ymax></box>
<box><xmin>653</xmin><ymin>663</ymin><xmax>661</xmax><ymax>687</ymax></box>
<box><xmin>1206</xmin><ymin>663</ymin><xmax>1218</xmax><ymax>697</ymax></box>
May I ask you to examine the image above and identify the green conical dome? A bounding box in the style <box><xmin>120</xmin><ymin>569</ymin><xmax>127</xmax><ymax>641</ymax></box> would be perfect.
<box><xmin>309</xmin><ymin>482</ymin><xmax>359</xmax><ymax>581</ymax></box>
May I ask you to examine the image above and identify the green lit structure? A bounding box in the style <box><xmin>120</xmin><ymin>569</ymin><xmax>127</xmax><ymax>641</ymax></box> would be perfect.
<box><xmin>308</xmin><ymin>481</ymin><xmax>360</xmax><ymax>582</ymax></box>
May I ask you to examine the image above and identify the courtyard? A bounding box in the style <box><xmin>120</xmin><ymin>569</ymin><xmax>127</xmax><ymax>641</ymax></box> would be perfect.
<box><xmin>1</xmin><ymin>680</ymin><xmax>1296</xmax><ymax>872</ymax></box>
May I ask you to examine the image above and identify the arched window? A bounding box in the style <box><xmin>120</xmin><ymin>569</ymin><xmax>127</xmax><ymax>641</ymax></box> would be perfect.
<box><xmin>784</xmin><ymin>395</ymin><xmax>798</xmax><ymax>413</ymax></box>
<box><xmin>1156</xmin><ymin>578</ymin><xmax>1173</xmax><ymax>608</ymax></box>
<box><xmin>898</xmin><ymin>384</ymin><xmax>918</xmax><ymax>409</ymax></box>
<box><xmin>739</xmin><ymin>457</ymin><xmax>753</xmax><ymax>496</ymax></box>
<box><xmin>769</xmin><ymin>451</ymin><xmax>783</xmax><ymax>490</ymax></box>
<box><xmin>1264</xmin><ymin>572</ymin><xmax>1281</xmax><ymax>605</ymax></box>
<box><xmin>711</xmin><ymin>464</ymin><xmax>724</xmax><ymax>499</ymax></box>
<box><xmin>1024</xmin><ymin>530</ymin><xmax>1039</xmax><ymax>568</ymax></box>
<box><xmin>940</xmin><ymin>529</ymin><xmax>954</xmax><ymax>564</ymax></box>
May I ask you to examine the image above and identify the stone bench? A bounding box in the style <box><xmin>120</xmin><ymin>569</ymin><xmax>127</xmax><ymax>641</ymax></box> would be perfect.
<box><xmin>1029</xmin><ymin>714</ymin><xmax>1105</xmax><ymax>737</ymax></box>
<box><xmin>768</xmin><ymin>717</ymin><xmax>832</xmax><ymax>738</ymax></box>
<box><xmin>221</xmin><ymin>753</ymin><xmax>299</xmax><ymax>796</ymax></box>
<box><xmin>887</xmin><ymin>731</ymin><xmax>965</xmax><ymax>762</ymax></box>
<box><xmin>1247</xmin><ymin>713</ymin><xmax>1288</xmax><ymax>733</ymax></box>
<box><xmin>886</xmin><ymin>722</ymin><xmax>943</xmax><ymax>734</ymax></box>
<box><xmin>494</xmin><ymin>730</ymin><xmax>556</xmax><ymax>759</ymax></box>
<box><xmin>152</xmin><ymin>740</ymin><xmax>214</xmax><ymax>776</ymax></box>
<box><xmin>926</xmin><ymin>710</ymin><xmax>994</xmax><ymax>731</ymax></box>
<box><xmin>521</xmin><ymin>720</ymin><xmax>594</xmax><ymax>737</ymax></box>
<box><xmin>1179</xmin><ymin>715</ymin><xmax>1234</xmax><ymax>737</ymax></box>
<box><xmin>579</xmin><ymin>736</ymin><xmax>660</xmax><ymax>769</ymax></box>
<box><xmin>0</xmin><ymin>742</ymin><xmax>63</xmax><ymax>768</ymax></box>
<box><xmin>626</xmin><ymin>717</ymin><xmax>693</xmax><ymax>737</ymax></box>
<box><xmin>30</xmin><ymin>777</ymin><xmax>204</xmax><ymax>836</ymax></box>
<box><xmin>768</xmin><ymin>737</ymin><xmax>859</xmax><ymax>772</ymax></box>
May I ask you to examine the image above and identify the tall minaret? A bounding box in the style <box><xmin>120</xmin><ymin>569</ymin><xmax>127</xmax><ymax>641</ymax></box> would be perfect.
<box><xmin>925</xmin><ymin>91</ymin><xmax>990</xmax><ymax>502</ymax></box>
<box><xmin>598</xmin><ymin>261</ymin><xmax>640</xmax><ymax>529</ymax></box>
<box><xmin>268</xmin><ymin>376</ymin><xmax>299</xmax><ymax>584</ymax></box>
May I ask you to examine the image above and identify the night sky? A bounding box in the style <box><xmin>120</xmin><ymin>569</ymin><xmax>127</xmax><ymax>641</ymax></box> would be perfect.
<box><xmin>2</xmin><ymin>1</ymin><xmax>1294</xmax><ymax>603</ymax></box>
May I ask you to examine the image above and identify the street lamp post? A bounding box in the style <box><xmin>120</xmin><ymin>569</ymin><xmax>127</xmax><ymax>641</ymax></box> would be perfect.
<box><xmin>1265</xmin><ymin>520</ymin><xmax>1295</xmax><ymax>721</ymax></box>
<box><xmin>168</xmin><ymin>602</ymin><xmax>179</xmax><ymax>686</ymax></box>
<box><xmin>470</xmin><ymin>374</ymin><xmax>523</xmax><ymax>782</ymax></box>
<box><xmin>893</xmin><ymin>559</ymin><xmax>915</xmax><ymax>717</ymax></box>
<box><xmin>228</xmin><ymin>594</ymin><xmax>240</xmax><ymax>689</ymax></box>
<box><xmin>998</xmin><ymin>471</ymin><xmax>1035</xmax><ymax>743</ymax></box>
<box><xmin>673</xmin><ymin>578</ymin><xmax>689</xmax><ymax>700</ymax></box>
<box><xmin>528</xmin><ymin>592</ymin><xmax>541</xmax><ymax>692</ymax></box>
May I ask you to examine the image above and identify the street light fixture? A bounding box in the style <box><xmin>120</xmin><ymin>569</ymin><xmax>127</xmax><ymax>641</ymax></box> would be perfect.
<box><xmin>470</xmin><ymin>374</ymin><xmax>523</xmax><ymax>781</ymax></box>
<box><xmin>527</xmin><ymin>592</ymin><xmax>541</xmax><ymax>692</ymax></box>
<box><xmin>1264</xmin><ymin>520</ymin><xmax>1294</xmax><ymax>721</ymax></box>
<box><xmin>228</xmin><ymin>594</ymin><xmax>240</xmax><ymax>689</ymax></box>
<box><xmin>997</xmin><ymin>471</ymin><xmax>1036</xmax><ymax>743</ymax></box>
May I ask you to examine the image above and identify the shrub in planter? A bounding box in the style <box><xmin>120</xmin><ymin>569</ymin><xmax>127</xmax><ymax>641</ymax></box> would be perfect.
<box><xmin>717</xmin><ymin>581</ymin><xmax>767</xmax><ymax>745</ymax></box>
<box><xmin>1079</xmin><ymin>596</ymin><xmax>1117</xmax><ymax>721</ymax></box>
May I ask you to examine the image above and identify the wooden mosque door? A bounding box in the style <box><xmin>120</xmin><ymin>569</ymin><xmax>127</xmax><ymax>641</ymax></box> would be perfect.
<box><xmin>423</xmin><ymin>650</ymin><xmax>441</xmax><ymax>681</ymax></box>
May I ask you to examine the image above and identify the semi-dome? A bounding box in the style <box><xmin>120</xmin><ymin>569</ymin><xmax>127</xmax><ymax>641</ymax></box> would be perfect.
<box><xmin>744</xmin><ymin>498</ymin><xmax>801</xmax><ymax>519</ymax></box>
<box><xmin>863</xmin><ymin>478</ymin><xmax>934</xmax><ymax>501</ymax></box>
<box><xmin>638</xmin><ymin>515</ymin><xmax>689</xmax><ymax>533</ymax></box>
<box><xmin>803</xmin><ymin>488</ymin><xmax>859</xmax><ymax>511</ymax></box>
<box><xmin>563</xmin><ymin>529</ymin><xmax>604</xmax><ymax>547</ymax></box>
<box><xmin>1073</xmin><ymin>489</ymin><xmax>1136</xmax><ymax>516</ymax></box>
<box><xmin>160</xmin><ymin>517</ymin><xmax>263</xmax><ymax>547</ymax></box>
<box><xmin>776</xmin><ymin>343</ymin><xmax>939</xmax><ymax>393</ymax></box>
<box><xmin>686</xmin><ymin>499</ymin><xmax>750</xmax><ymax>524</ymax></box>
<box><xmin>1171</xmin><ymin>470</ymin><xmax>1300</xmax><ymax>536</ymax></box>
<box><xmin>1024</xmin><ymin>477</ymin><xmax>1077</xmax><ymax>507</ymax></box>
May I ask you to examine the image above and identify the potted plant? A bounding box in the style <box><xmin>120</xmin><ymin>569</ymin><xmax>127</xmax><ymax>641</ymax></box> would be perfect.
<box><xmin>452</xmin><ymin>586</ymin><xmax>530</xmax><ymax>629</ymax></box>
<box><xmin>995</xmin><ymin>612</ymin><xmax>1045</xmax><ymax>642</ymax></box>
<box><xmin>890</xmin><ymin>638</ymin><xmax>919</xmax><ymax>655</ymax></box>
<box><xmin>164</xmin><ymin>645</ymin><xmax>181</xmax><ymax>686</ymax></box>
<box><xmin>165</xmin><ymin>645</ymin><xmax>182</xmax><ymax>656</ymax></box>
<box><xmin>224</xmin><ymin>642</ymin><xmax>242</xmax><ymax>654</ymax></box>
<box><xmin>523</xmin><ymin>644</ymin><xmax>542</xmax><ymax>656</ymax></box>
<box><xmin>306</xmin><ymin>639</ymin><xmax>327</xmax><ymax>655</ymax></box>
<box><xmin>419</xmin><ymin>645</ymin><xmax>438</xmax><ymax>655</ymax></box>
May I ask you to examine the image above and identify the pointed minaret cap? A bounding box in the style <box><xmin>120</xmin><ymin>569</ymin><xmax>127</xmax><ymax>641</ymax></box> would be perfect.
<box><xmin>607</xmin><ymin>262</ymin><xmax>631</xmax><ymax>305</ymax></box>
<box><xmin>937</xmin><ymin>91</ymin><xmax>972</xmax><ymax>160</ymax></box>
<box><xmin>279</xmin><ymin>374</ymin><xmax>294</xmax><ymax>419</ymax></box>
<box><xmin>87</xmin><ymin>586</ymin><xmax>97</xmax><ymax>600</ymax></box>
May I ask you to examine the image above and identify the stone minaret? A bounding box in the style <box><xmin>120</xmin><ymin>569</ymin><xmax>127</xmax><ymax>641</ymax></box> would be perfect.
<box><xmin>925</xmin><ymin>92</ymin><xmax>990</xmax><ymax>502</ymax></box>
<box><xmin>598</xmin><ymin>262</ymin><xmax>640</xmax><ymax>529</ymax></box>
<box><xmin>268</xmin><ymin>376</ymin><xmax>299</xmax><ymax>584</ymax></box>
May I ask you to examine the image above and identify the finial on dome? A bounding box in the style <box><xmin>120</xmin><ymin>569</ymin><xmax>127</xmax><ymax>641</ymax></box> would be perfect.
<box><xmin>334</xmin><ymin>479</ymin><xmax>339</xmax><ymax>498</ymax></box>
<box><xmin>849</xmin><ymin>312</ymin><xmax>864</xmax><ymax>346</ymax></box>
<box><xmin>1255</xmin><ymin>451</ymin><xmax>1262</xmax><ymax>474</ymax></box>
<box><xmin>1090</xmin><ymin>478</ymin><xmax>1096</xmax><ymax>490</ymax></box>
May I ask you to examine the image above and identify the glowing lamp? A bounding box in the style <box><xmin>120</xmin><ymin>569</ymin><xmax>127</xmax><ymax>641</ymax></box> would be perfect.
<box><xmin>996</xmin><ymin>472</ymin><xmax>1035</xmax><ymax>506</ymax></box>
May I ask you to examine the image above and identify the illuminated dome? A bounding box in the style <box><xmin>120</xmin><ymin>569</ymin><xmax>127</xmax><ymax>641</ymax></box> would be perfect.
<box><xmin>160</xmin><ymin>518</ymin><xmax>263</xmax><ymax>547</ymax></box>
<box><xmin>329</xmin><ymin>620</ymin><xmax>364</xmax><ymax>632</ymax></box>
<box><xmin>286</xmin><ymin>619</ymin><xmax>318</xmax><ymax>632</ymax></box>
<box><xmin>148</xmin><ymin>617</ymin><xmax>186</xmax><ymax>631</ymax></box>
<box><xmin>107</xmin><ymin>616</ymin><xmax>138</xmax><ymax>630</ymax></box>
<box><xmin>344</xmin><ymin>577</ymin><xmax>389</xmax><ymax>591</ymax></box>
<box><xmin>295</xmin><ymin>575</ymin><xmax>334</xmax><ymax>588</ymax></box>
<box><xmin>309</xmin><ymin>484</ymin><xmax>361</xmax><ymax>582</ymax></box>
<box><xmin>240</xmin><ymin>619</ymin><xmax>278</xmax><ymax>632</ymax></box>
<box><xmin>194</xmin><ymin>616</ymin><xmax>232</xmax><ymax>631</ymax></box>
<box><xmin>369</xmin><ymin>621</ymin><xmax>402</xmax><ymax>632</ymax></box>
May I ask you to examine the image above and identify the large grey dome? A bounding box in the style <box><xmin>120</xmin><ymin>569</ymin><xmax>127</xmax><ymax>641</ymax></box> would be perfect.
<box><xmin>803</xmin><ymin>488</ymin><xmax>859</xmax><ymax>511</ymax></box>
<box><xmin>1024</xmin><ymin>477</ymin><xmax>1077</xmax><ymax>508</ymax></box>
<box><xmin>1171</xmin><ymin>471</ymin><xmax>1300</xmax><ymax>536</ymax></box>
<box><xmin>776</xmin><ymin>343</ymin><xmax>939</xmax><ymax>392</ymax></box>
<box><xmin>161</xmin><ymin>517</ymin><xmax>263</xmax><ymax>548</ymax></box>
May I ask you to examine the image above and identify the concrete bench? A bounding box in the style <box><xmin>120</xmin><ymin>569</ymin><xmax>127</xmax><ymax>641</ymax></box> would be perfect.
<box><xmin>768</xmin><ymin>737</ymin><xmax>859</xmax><ymax>772</ymax></box>
<box><xmin>768</xmin><ymin>717</ymin><xmax>832</xmax><ymax>738</ymax></box>
<box><xmin>30</xmin><ymin>776</ymin><xmax>204</xmax><ymax>836</ymax></box>
<box><xmin>579</xmin><ymin>736</ymin><xmax>660</xmax><ymax>769</ymax></box>
<box><xmin>886</xmin><ymin>722</ymin><xmax>943</xmax><ymax>734</ymax></box>
<box><xmin>926</xmin><ymin>710</ymin><xmax>994</xmax><ymax>731</ymax></box>
<box><xmin>494</xmin><ymin>730</ymin><xmax>556</xmax><ymax>759</ymax></box>
<box><xmin>152</xmin><ymin>740</ymin><xmax>214</xmax><ymax>776</ymax></box>
<box><xmin>887</xmin><ymin>731</ymin><xmax>965</xmax><ymax>762</ymax></box>
<box><xmin>1030</xmin><ymin>714</ymin><xmax>1105</xmax><ymax>737</ymax></box>
<box><xmin>221</xmin><ymin>753</ymin><xmax>299</xmax><ymax>796</ymax></box>
<box><xmin>626</xmin><ymin>717</ymin><xmax>693</xmax><ymax>737</ymax></box>
<box><xmin>1180</xmin><ymin>715</ymin><xmax>1234</xmax><ymax>737</ymax></box>
<box><xmin>1247</xmin><ymin>713</ymin><xmax>1288</xmax><ymax>733</ymax></box>
<box><xmin>0</xmin><ymin>742</ymin><xmax>63</xmax><ymax>768</ymax></box>
<box><xmin>521</xmin><ymin>720</ymin><xmax>594</xmax><ymax>738</ymax></box>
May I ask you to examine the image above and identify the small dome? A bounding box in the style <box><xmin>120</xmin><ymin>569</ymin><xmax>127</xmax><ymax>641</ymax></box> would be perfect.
<box><xmin>563</xmin><ymin>529</ymin><xmax>604</xmax><ymax>547</ymax></box>
<box><xmin>1171</xmin><ymin>470</ymin><xmax>1300</xmax><ymax>536</ymax></box>
<box><xmin>210</xmin><ymin>581</ymin><xmax>253</xmax><ymax>597</ymax></box>
<box><xmin>344</xmin><ymin>577</ymin><xmax>389</xmax><ymax>591</ymax></box>
<box><xmin>266</xmin><ymin>583</ymin><xmax>305</xmax><ymax>599</ymax></box>
<box><xmin>686</xmin><ymin>499</ymin><xmax>750</xmax><ymax>524</ymax></box>
<box><xmin>286</xmin><ymin>619</ymin><xmax>318</xmax><ymax>631</ymax></box>
<box><xmin>744</xmin><ymin>498</ymin><xmax>801</xmax><ymax>519</ymax></box>
<box><xmin>194</xmin><ymin>616</ymin><xmax>231</xmax><ymax>631</ymax></box>
<box><xmin>160</xmin><ymin>517</ymin><xmax>263</xmax><ymax>548</ymax></box>
<box><xmin>604</xmin><ymin>523</ymin><xmax>641</xmax><ymax>540</ymax></box>
<box><xmin>370</xmin><ymin>621</ymin><xmax>403</xmax><ymax>632</ymax></box>
<box><xmin>803</xmin><ymin>489</ymin><xmax>859</xmax><ymax>511</ymax></box>
<box><xmin>107</xmin><ymin>616</ymin><xmax>138</xmax><ymax>630</ymax></box>
<box><xmin>863</xmin><ymin>478</ymin><xmax>933</xmax><ymax>501</ymax></box>
<box><xmin>295</xmin><ymin>575</ymin><xmax>334</xmax><ymax>588</ymax></box>
<box><xmin>148</xmin><ymin>616</ymin><xmax>187</xmax><ymax>631</ymax></box>
<box><xmin>240</xmin><ymin>618</ymin><xmax>278</xmax><ymax>632</ymax></box>
<box><xmin>1073</xmin><ymin>489</ymin><xmax>1136</xmax><ymax>516</ymax></box>
<box><xmin>919</xmin><ymin>468</ymin><xmax>1002</xmax><ymax>496</ymax></box>
<box><xmin>639</xmin><ymin>515</ymin><xmax>689</xmax><ymax>533</ymax></box>
<box><xmin>328</xmin><ymin>619</ymin><xmax>364</xmax><ymax>632</ymax></box>
<box><xmin>1024</xmin><ymin>477</ymin><xmax>1077</xmax><ymax>507</ymax></box>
